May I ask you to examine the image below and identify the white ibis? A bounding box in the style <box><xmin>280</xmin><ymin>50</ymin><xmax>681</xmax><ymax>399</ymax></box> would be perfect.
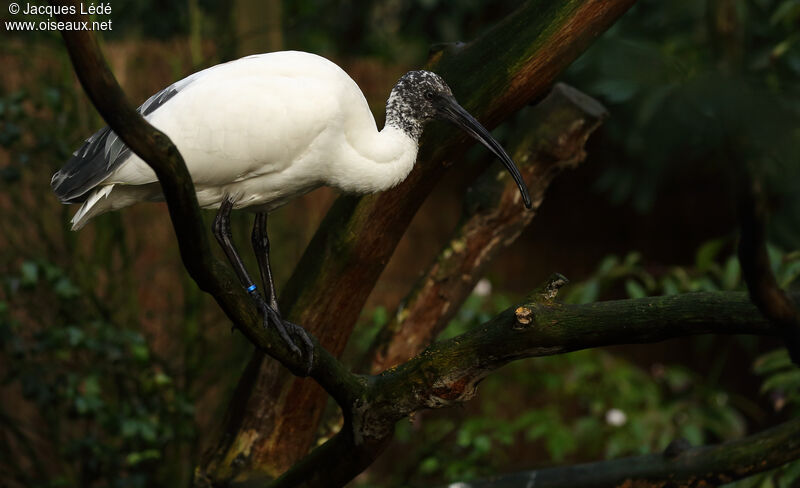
<box><xmin>52</xmin><ymin>51</ymin><xmax>532</xmax><ymax>371</ymax></box>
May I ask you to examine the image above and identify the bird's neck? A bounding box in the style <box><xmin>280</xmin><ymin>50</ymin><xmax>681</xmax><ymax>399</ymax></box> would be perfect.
<box><xmin>327</xmin><ymin>125</ymin><xmax>419</xmax><ymax>194</ymax></box>
<box><xmin>384</xmin><ymin>88</ymin><xmax>424</xmax><ymax>141</ymax></box>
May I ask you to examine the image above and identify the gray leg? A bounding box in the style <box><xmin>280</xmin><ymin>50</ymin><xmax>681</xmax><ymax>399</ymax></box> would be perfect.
<box><xmin>212</xmin><ymin>197</ymin><xmax>305</xmax><ymax>360</ymax></box>
<box><xmin>251</xmin><ymin>211</ymin><xmax>314</xmax><ymax>373</ymax></box>
<box><xmin>252</xmin><ymin>212</ymin><xmax>280</xmax><ymax>311</ymax></box>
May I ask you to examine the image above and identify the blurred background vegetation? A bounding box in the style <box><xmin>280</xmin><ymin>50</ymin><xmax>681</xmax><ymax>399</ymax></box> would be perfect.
<box><xmin>1</xmin><ymin>0</ymin><xmax>799</xmax><ymax>486</ymax></box>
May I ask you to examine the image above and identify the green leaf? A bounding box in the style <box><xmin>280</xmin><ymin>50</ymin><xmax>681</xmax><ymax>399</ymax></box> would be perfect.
<box><xmin>83</xmin><ymin>375</ymin><xmax>101</xmax><ymax>397</ymax></box>
<box><xmin>54</xmin><ymin>277</ymin><xmax>80</xmax><ymax>299</ymax></box>
<box><xmin>661</xmin><ymin>276</ymin><xmax>680</xmax><ymax>295</ymax></box>
<box><xmin>420</xmin><ymin>456</ymin><xmax>440</xmax><ymax>474</ymax></box>
<box><xmin>121</xmin><ymin>419</ymin><xmax>139</xmax><ymax>438</ymax></box>
<box><xmin>696</xmin><ymin>239</ymin><xmax>725</xmax><ymax>272</ymax></box>
<box><xmin>472</xmin><ymin>434</ymin><xmax>491</xmax><ymax>454</ymax></box>
<box><xmin>130</xmin><ymin>343</ymin><xmax>150</xmax><ymax>362</ymax></box>
<box><xmin>778</xmin><ymin>460</ymin><xmax>800</xmax><ymax>488</ymax></box>
<box><xmin>74</xmin><ymin>396</ymin><xmax>89</xmax><ymax>414</ymax></box>
<box><xmin>767</xmin><ymin>244</ymin><xmax>783</xmax><ymax>275</ymax></box>
<box><xmin>456</xmin><ymin>428</ymin><xmax>472</xmax><ymax>447</ymax></box>
<box><xmin>20</xmin><ymin>261</ymin><xmax>39</xmax><ymax>286</ymax></box>
<box><xmin>722</xmin><ymin>257</ymin><xmax>740</xmax><ymax>290</ymax></box>
<box><xmin>761</xmin><ymin>369</ymin><xmax>800</xmax><ymax>393</ymax></box>
<box><xmin>139</xmin><ymin>421</ymin><xmax>158</xmax><ymax>442</ymax></box>
<box><xmin>546</xmin><ymin>427</ymin><xmax>577</xmax><ymax>461</ymax></box>
<box><xmin>770</xmin><ymin>0</ymin><xmax>800</xmax><ymax>26</ymax></box>
<box><xmin>754</xmin><ymin>349</ymin><xmax>792</xmax><ymax>375</ymax></box>
<box><xmin>680</xmin><ymin>423</ymin><xmax>704</xmax><ymax>446</ymax></box>
<box><xmin>525</xmin><ymin>423</ymin><xmax>550</xmax><ymax>442</ymax></box>
<box><xmin>625</xmin><ymin>279</ymin><xmax>647</xmax><ymax>299</ymax></box>
<box><xmin>622</xmin><ymin>252</ymin><xmax>642</xmax><ymax>269</ymax></box>
<box><xmin>663</xmin><ymin>366</ymin><xmax>692</xmax><ymax>392</ymax></box>
<box><xmin>576</xmin><ymin>281</ymin><xmax>600</xmax><ymax>304</ymax></box>
<box><xmin>372</xmin><ymin>306</ymin><xmax>388</xmax><ymax>327</ymax></box>
<box><xmin>66</xmin><ymin>326</ymin><xmax>84</xmax><ymax>346</ymax></box>
<box><xmin>597</xmin><ymin>255</ymin><xmax>620</xmax><ymax>275</ymax></box>
<box><xmin>778</xmin><ymin>259</ymin><xmax>800</xmax><ymax>288</ymax></box>
<box><xmin>153</xmin><ymin>372</ymin><xmax>172</xmax><ymax>386</ymax></box>
<box><xmin>125</xmin><ymin>449</ymin><xmax>161</xmax><ymax>466</ymax></box>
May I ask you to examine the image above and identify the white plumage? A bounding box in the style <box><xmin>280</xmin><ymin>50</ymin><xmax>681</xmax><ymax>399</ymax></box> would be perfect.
<box><xmin>56</xmin><ymin>51</ymin><xmax>422</xmax><ymax>229</ymax></box>
<box><xmin>53</xmin><ymin>50</ymin><xmax>531</xmax><ymax>363</ymax></box>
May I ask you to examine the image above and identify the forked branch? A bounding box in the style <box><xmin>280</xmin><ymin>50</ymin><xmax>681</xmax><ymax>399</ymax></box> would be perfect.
<box><xmin>273</xmin><ymin>286</ymin><xmax>793</xmax><ymax>487</ymax></box>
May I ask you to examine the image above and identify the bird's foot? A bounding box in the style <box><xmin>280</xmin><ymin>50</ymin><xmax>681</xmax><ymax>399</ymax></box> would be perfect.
<box><xmin>250</xmin><ymin>290</ymin><xmax>314</xmax><ymax>375</ymax></box>
<box><xmin>280</xmin><ymin>320</ymin><xmax>315</xmax><ymax>376</ymax></box>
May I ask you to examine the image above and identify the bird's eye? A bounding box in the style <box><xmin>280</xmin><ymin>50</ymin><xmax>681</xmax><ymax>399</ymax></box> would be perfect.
<box><xmin>424</xmin><ymin>90</ymin><xmax>434</xmax><ymax>101</ymax></box>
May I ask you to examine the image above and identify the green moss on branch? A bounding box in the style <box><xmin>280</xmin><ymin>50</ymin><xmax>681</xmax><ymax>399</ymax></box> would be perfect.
<box><xmin>367</xmin><ymin>291</ymin><xmax>788</xmax><ymax>425</ymax></box>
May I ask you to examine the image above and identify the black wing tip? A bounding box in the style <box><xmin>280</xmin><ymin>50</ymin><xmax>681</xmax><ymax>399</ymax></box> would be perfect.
<box><xmin>51</xmin><ymin>169</ymin><xmax>87</xmax><ymax>203</ymax></box>
<box><xmin>52</xmin><ymin>125</ymin><xmax>122</xmax><ymax>204</ymax></box>
<box><xmin>52</xmin><ymin>75</ymin><xmax>181</xmax><ymax>205</ymax></box>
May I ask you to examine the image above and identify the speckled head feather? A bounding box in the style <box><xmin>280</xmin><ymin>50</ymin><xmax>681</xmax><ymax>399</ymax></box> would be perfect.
<box><xmin>385</xmin><ymin>70</ymin><xmax>453</xmax><ymax>141</ymax></box>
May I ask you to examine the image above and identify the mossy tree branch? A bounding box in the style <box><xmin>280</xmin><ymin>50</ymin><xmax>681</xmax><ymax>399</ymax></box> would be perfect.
<box><xmin>449</xmin><ymin>417</ymin><xmax>800</xmax><ymax>488</ymax></box>
<box><xmin>364</xmin><ymin>289</ymin><xmax>788</xmax><ymax>425</ymax></box>
<box><xmin>270</xmin><ymin>286</ymin><xmax>792</xmax><ymax>487</ymax></box>
<box><xmin>364</xmin><ymin>83</ymin><xmax>607</xmax><ymax>375</ymax></box>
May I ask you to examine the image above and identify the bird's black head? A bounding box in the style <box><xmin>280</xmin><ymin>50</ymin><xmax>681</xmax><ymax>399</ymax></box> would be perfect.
<box><xmin>386</xmin><ymin>70</ymin><xmax>454</xmax><ymax>139</ymax></box>
<box><xmin>385</xmin><ymin>69</ymin><xmax>532</xmax><ymax>209</ymax></box>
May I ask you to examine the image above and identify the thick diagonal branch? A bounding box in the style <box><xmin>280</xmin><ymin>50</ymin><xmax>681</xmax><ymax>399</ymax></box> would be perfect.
<box><xmin>364</xmin><ymin>290</ymin><xmax>788</xmax><ymax>427</ymax></box>
<box><xmin>204</xmin><ymin>1</ymin><xmax>638</xmax><ymax>481</ymax></box>
<box><xmin>365</xmin><ymin>83</ymin><xmax>607</xmax><ymax>374</ymax></box>
<box><xmin>449</xmin><ymin>417</ymin><xmax>800</xmax><ymax>488</ymax></box>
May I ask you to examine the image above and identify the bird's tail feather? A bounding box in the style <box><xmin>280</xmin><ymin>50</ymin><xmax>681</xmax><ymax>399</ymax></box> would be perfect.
<box><xmin>70</xmin><ymin>184</ymin><xmax>115</xmax><ymax>230</ymax></box>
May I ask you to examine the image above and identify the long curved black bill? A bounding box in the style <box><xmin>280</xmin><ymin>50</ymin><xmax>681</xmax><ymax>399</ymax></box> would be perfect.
<box><xmin>437</xmin><ymin>96</ymin><xmax>532</xmax><ymax>209</ymax></box>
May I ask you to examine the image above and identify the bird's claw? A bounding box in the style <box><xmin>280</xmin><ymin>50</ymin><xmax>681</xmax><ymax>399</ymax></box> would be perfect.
<box><xmin>282</xmin><ymin>320</ymin><xmax>314</xmax><ymax>376</ymax></box>
<box><xmin>251</xmin><ymin>293</ymin><xmax>314</xmax><ymax>375</ymax></box>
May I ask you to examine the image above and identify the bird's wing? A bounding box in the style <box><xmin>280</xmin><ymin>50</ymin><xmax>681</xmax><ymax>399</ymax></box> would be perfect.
<box><xmin>50</xmin><ymin>67</ymin><xmax>215</xmax><ymax>204</ymax></box>
<box><xmin>52</xmin><ymin>51</ymin><xmax>375</xmax><ymax>204</ymax></box>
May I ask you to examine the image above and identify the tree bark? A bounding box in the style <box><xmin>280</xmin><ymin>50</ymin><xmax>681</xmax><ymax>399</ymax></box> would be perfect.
<box><xmin>200</xmin><ymin>1</ymin><xmax>638</xmax><ymax>483</ymax></box>
<box><xmin>364</xmin><ymin>289</ymin><xmax>788</xmax><ymax>422</ymax></box>
<box><xmin>269</xmin><ymin>287</ymin><xmax>792</xmax><ymax>488</ymax></box>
